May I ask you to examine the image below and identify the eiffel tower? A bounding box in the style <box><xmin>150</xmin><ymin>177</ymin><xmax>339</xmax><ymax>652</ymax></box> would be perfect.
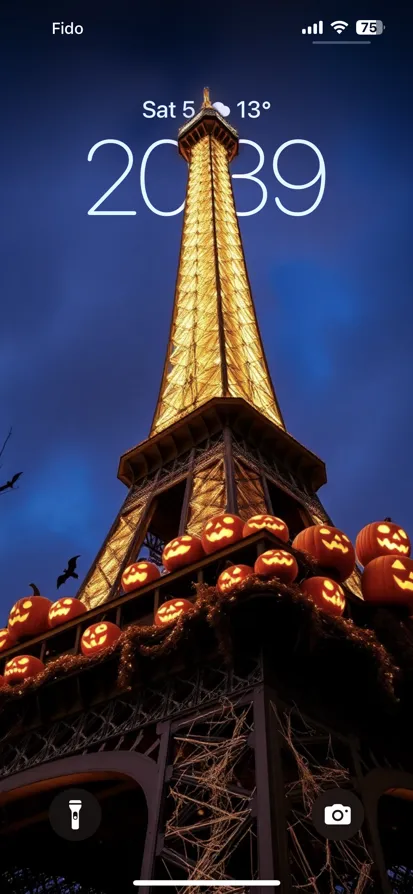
<box><xmin>0</xmin><ymin>90</ymin><xmax>410</xmax><ymax>894</ymax></box>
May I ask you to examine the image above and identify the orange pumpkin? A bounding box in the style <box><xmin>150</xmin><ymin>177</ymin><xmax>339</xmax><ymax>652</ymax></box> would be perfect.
<box><xmin>48</xmin><ymin>598</ymin><xmax>87</xmax><ymax>628</ymax></box>
<box><xmin>243</xmin><ymin>514</ymin><xmax>289</xmax><ymax>542</ymax></box>
<box><xmin>80</xmin><ymin>622</ymin><xmax>121</xmax><ymax>656</ymax></box>
<box><xmin>301</xmin><ymin>576</ymin><xmax>346</xmax><ymax>617</ymax></box>
<box><xmin>201</xmin><ymin>514</ymin><xmax>244</xmax><ymax>555</ymax></box>
<box><xmin>254</xmin><ymin>549</ymin><xmax>298</xmax><ymax>584</ymax></box>
<box><xmin>0</xmin><ymin>627</ymin><xmax>16</xmax><ymax>653</ymax></box>
<box><xmin>361</xmin><ymin>556</ymin><xmax>413</xmax><ymax>607</ymax></box>
<box><xmin>4</xmin><ymin>654</ymin><xmax>45</xmax><ymax>684</ymax></box>
<box><xmin>155</xmin><ymin>598</ymin><xmax>193</xmax><ymax>627</ymax></box>
<box><xmin>0</xmin><ymin>675</ymin><xmax>5</xmax><ymax>687</ymax></box>
<box><xmin>162</xmin><ymin>534</ymin><xmax>205</xmax><ymax>572</ymax></box>
<box><xmin>121</xmin><ymin>561</ymin><xmax>161</xmax><ymax>592</ymax></box>
<box><xmin>217</xmin><ymin>564</ymin><xmax>253</xmax><ymax>594</ymax></box>
<box><xmin>292</xmin><ymin>525</ymin><xmax>355</xmax><ymax>582</ymax></box>
<box><xmin>8</xmin><ymin>596</ymin><xmax>52</xmax><ymax>640</ymax></box>
<box><xmin>356</xmin><ymin>521</ymin><xmax>411</xmax><ymax>567</ymax></box>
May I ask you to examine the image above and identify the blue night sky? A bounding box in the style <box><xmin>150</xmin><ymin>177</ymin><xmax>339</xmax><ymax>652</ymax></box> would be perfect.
<box><xmin>0</xmin><ymin>0</ymin><xmax>412</xmax><ymax>623</ymax></box>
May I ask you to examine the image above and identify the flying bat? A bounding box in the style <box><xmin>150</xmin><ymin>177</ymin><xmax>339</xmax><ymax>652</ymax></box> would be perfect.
<box><xmin>57</xmin><ymin>555</ymin><xmax>80</xmax><ymax>589</ymax></box>
<box><xmin>0</xmin><ymin>472</ymin><xmax>23</xmax><ymax>493</ymax></box>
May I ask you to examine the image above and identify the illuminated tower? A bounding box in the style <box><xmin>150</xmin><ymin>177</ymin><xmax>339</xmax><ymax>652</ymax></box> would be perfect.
<box><xmin>77</xmin><ymin>88</ymin><xmax>361</xmax><ymax>611</ymax></box>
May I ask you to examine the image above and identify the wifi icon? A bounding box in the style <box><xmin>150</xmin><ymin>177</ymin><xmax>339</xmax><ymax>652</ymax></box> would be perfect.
<box><xmin>331</xmin><ymin>20</ymin><xmax>349</xmax><ymax>33</ymax></box>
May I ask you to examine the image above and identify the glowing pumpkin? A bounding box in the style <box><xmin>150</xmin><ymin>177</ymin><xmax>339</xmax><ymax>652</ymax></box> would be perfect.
<box><xmin>292</xmin><ymin>525</ymin><xmax>355</xmax><ymax>582</ymax></box>
<box><xmin>0</xmin><ymin>627</ymin><xmax>16</xmax><ymax>653</ymax></box>
<box><xmin>80</xmin><ymin>622</ymin><xmax>121</xmax><ymax>656</ymax></box>
<box><xmin>162</xmin><ymin>534</ymin><xmax>205</xmax><ymax>572</ymax></box>
<box><xmin>361</xmin><ymin>556</ymin><xmax>413</xmax><ymax>607</ymax></box>
<box><xmin>243</xmin><ymin>515</ymin><xmax>289</xmax><ymax>542</ymax></box>
<box><xmin>48</xmin><ymin>598</ymin><xmax>87</xmax><ymax>628</ymax></box>
<box><xmin>4</xmin><ymin>654</ymin><xmax>45</xmax><ymax>684</ymax></box>
<box><xmin>217</xmin><ymin>564</ymin><xmax>253</xmax><ymax>594</ymax></box>
<box><xmin>8</xmin><ymin>596</ymin><xmax>52</xmax><ymax>640</ymax></box>
<box><xmin>201</xmin><ymin>514</ymin><xmax>244</xmax><ymax>555</ymax></box>
<box><xmin>121</xmin><ymin>561</ymin><xmax>161</xmax><ymax>592</ymax></box>
<box><xmin>301</xmin><ymin>576</ymin><xmax>346</xmax><ymax>617</ymax></box>
<box><xmin>254</xmin><ymin>549</ymin><xmax>298</xmax><ymax>584</ymax></box>
<box><xmin>155</xmin><ymin>598</ymin><xmax>193</xmax><ymax>627</ymax></box>
<box><xmin>356</xmin><ymin>521</ymin><xmax>411</xmax><ymax>567</ymax></box>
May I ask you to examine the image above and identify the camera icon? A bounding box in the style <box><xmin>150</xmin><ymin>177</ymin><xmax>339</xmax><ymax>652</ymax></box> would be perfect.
<box><xmin>324</xmin><ymin>804</ymin><xmax>352</xmax><ymax>825</ymax></box>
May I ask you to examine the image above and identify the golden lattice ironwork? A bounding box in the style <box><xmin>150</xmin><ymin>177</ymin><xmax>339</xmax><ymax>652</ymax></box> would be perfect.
<box><xmin>150</xmin><ymin>98</ymin><xmax>285</xmax><ymax>436</ymax></box>
<box><xmin>233</xmin><ymin>457</ymin><xmax>267</xmax><ymax>521</ymax></box>
<box><xmin>186</xmin><ymin>458</ymin><xmax>226</xmax><ymax>536</ymax></box>
<box><xmin>78</xmin><ymin>501</ymin><xmax>147</xmax><ymax>610</ymax></box>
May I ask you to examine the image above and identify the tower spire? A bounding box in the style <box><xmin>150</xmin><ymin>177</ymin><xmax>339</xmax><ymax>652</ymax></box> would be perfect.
<box><xmin>150</xmin><ymin>90</ymin><xmax>285</xmax><ymax>436</ymax></box>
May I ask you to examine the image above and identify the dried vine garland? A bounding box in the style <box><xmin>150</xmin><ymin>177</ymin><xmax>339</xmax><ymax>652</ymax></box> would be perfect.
<box><xmin>0</xmin><ymin>574</ymin><xmax>400</xmax><ymax>717</ymax></box>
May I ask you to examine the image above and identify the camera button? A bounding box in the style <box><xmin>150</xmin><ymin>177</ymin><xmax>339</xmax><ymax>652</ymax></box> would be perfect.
<box><xmin>312</xmin><ymin>788</ymin><xmax>364</xmax><ymax>841</ymax></box>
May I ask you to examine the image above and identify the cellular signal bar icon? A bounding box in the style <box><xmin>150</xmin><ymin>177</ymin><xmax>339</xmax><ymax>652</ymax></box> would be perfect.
<box><xmin>302</xmin><ymin>21</ymin><xmax>323</xmax><ymax>34</ymax></box>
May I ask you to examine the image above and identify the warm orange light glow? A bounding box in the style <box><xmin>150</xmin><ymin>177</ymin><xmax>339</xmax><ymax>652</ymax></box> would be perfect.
<box><xmin>121</xmin><ymin>561</ymin><xmax>161</xmax><ymax>592</ymax></box>
<box><xmin>0</xmin><ymin>627</ymin><xmax>16</xmax><ymax>653</ymax></box>
<box><xmin>80</xmin><ymin>621</ymin><xmax>121</xmax><ymax>655</ymax></box>
<box><xmin>8</xmin><ymin>596</ymin><xmax>52</xmax><ymax>640</ymax></box>
<box><xmin>155</xmin><ymin>598</ymin><xmax>193</xmax><ymax>627</ymax></box>
<box><xmin>361</xmin><ymin>554</ymin><xmax>413</xmax><ymax>606</ymax></box>
<box><xmin>243</xmin><ymin>515</ymin><xmax>289</xmax><ymax>541</ymax></box>
<box><xmin>254</xmin><ymin>549</ymin><xmax>298</xmax><ymax>584</ymax></box>
<box><xmin>217</xmin><ymin>564</ymin><xmax>253</xmax><ymax>594</ymax></box>
<box><xmin>356</xmin><ymin>521</ymin><xmax>411</xmax><ymax>567</ymax></box>
<box><xmin>4</xmin><ymin>654</ymin><xmax>45</xmax><ymax>684</ymax></box>
<box><xmin>201</xmin><ymin>514</ymin><xmax>244</xmax><ymax>555</ymax></box>
<box><xmin>162</xmin><ymin>535</ymin><xmax>205</xmax><ymax>572</ymax></box>
<box><xmin>292</xmin><ymin>525</ymin><xmax>355</xmax><ymax>582</ymax></box>
<box><xmin>301</xmin><ymin>576</ymin><xmax>346</xmax><ymax>617</ymax></box>
<box><xmin>48</xmin><ymin>598</ymin><xmax>86</xmax><ymax>628</ymax></box>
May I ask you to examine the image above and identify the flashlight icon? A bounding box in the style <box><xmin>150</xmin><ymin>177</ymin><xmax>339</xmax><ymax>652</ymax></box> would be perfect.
<box><xmin>69</xmin><ymin>799</ymin><xmax>82</xmax><ymax>830</ymax></box>
<box><xmin>356</xmin><ymin>20</ymin><xmax>385</xmax><ymax>34</ymax></box>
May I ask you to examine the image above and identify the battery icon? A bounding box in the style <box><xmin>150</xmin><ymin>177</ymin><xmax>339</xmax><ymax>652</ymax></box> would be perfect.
<box><xmin>356</xmin><ymin>20</ymin><xmax>385</xmax><ymax>34</ymax></box>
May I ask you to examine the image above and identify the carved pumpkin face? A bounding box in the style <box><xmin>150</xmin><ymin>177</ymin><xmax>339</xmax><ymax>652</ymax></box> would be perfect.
<box><xmin>292</xmin><ymin>525</ymin><xmax>355</xmax><ymax>582</ymax></box>
<box><xmin>254</xmin><ymin>549</ymin><xmax>298</xmax><ymax>584</ymax></box>
<box><xmin>217</xmin><ymin>564</ymin><xmax>253</xmax><ymax>594</ymax></box>
<box><xmin>162</xmin><ymin>534</ymin><xmax>205</xmax><ymax>572</ymax></box>
<box><xmin>201</xmin><ymin>514</ymin><xmax>244</xmax><ymax>555</ymax></box>
<box><xmin>0</xmin><ymin>627</ymin><xmax>16</xmax><ymax>653</ymax></box>
<box><xmin>121</xmin><ymin>561</ymin><xmax>161</xmax><ymax>592</ymax></box>
<box><xmin>301</xmin><ymin>576</ymin><xmax>346</xmax><ymax>617</ymax></box>
<box><xmin>243</xmin><ymin>515</ymin><xmax>289</xmax><ymax>542</ymax></box>
<box><xmin>4</xmin><ymin>654</ymin><xmax>45</xmax><ymax>684</ymax></box>
<box><xmin>155</xmin><ymin>598</ymin><xmax>193</xmax><ymax>627</ymax></box>
<box><xmin>80</xmin><ymin>621</ymin><xmax>121</xmax><ymax>656</ymax></box>
<box><xmin>8</xmin><ymin>596</ymin><xmax>52</xmax><ymax>640</ymax></box>
<box><xmin>356</xmin><ymin>521</ymin><xmax>411</xmax><ymax>568</ymax></box>
<box><xmin>361</xmin><ymin>555</ymin><xmax>413</xmax><ymax>607</ymax></box>
<box><xmin>48</xmin><ymin>598</ymin><xmax>87</xmax><ymax>629</ymax></box>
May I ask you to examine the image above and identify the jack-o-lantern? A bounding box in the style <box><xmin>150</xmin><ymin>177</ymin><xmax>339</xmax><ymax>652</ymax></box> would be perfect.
<box><xmin>361</xmin><ymin>555</ymin><xmax>413</xmax><ymax>607</ymax></box>
<box><xmin>8</xmin><ymin>596</ymin><xmax>52</xmax><ymax>640</ymax></box>
<box><xmin>4</xmin><ymin>654</ymin><xmax>45</xmax><ymax>684</ymax></box>
<box><xmin>155</xmin><ymin>598</ymin><xmax>193</xmax><ymax>627</ymax></box>
<box><xmin>217</xmin><ymin>564</ymin><xmax>253</xmax><ymax>594</ymax></box>
<box><xmin>254</xmin><ymin>549</ymin><xmax>298</xmax><ymax>584</ymax></box>
<box><xmin>356</xmin><ymin>521</ymin><xmax>411</xmax><ymax>567</ymax></box>
<box><xmin>0</xmin><ymin>627</ymin><xmax>16</xmax><ymax>653</ymax></box>
<box><xmin>292</xmin><ymin>525</ymin><xmax>355</xmax><ymax>582</ymax></box>
<box><xmin>48</xmin><ymin>598</ymin><xmax>87</xmax><ymax>628</ymax></box>
<box><xmin>162</xmin><ymin>535</ymin><xmax>205</xmax><ymax>572</ymax></box>
<box><xmin>201</xmin><ymin>514</ymin><xmax>244</xmax><ymax>555</ymax></box>
<box><xmin>243</xmin><ymin>515</ymin><xmax>289</xmax><ymax>542</ymax></box>
<box><xmin>80</xmin><ymin>622</ymin><xmax>121</xmax><ymax>656</ymax></box>
<box><xmin>121</xmin><ymin>561</ymin><xmax>161</xmax><ymax>592</ymax></box>
<box><xmin>301</xmin><ymin>576</ymin><xmax>346</xmax><ymax>617</ymax></box>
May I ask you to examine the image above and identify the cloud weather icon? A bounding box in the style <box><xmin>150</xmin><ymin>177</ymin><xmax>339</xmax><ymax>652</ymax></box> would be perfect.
<box><xmin>213</xmin><ymin>102</ymin><xmax>230</xmax><ymax>117</ymax></box>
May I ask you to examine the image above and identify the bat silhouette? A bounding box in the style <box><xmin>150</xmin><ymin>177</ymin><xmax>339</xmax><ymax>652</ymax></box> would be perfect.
<box><xmin>57</xmin><ymin>556</ymin><xmax>80</xmax><ymax>589</ymax></box>
<box><xmin>0</xmin><ymin>472</ymin><xmax>23</xmax><ymax>493</ymax></box>
<box><xmin>29</xmin><ymin>583</ymin><xmax>41</xmax><ymax>596</ymax></box>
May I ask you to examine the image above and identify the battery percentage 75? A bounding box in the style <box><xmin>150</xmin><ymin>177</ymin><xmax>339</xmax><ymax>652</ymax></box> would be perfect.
<box><xmin>356</xmin><ymin>20</ymin><xmax>385</xmax><ymax>34</ymax></box>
